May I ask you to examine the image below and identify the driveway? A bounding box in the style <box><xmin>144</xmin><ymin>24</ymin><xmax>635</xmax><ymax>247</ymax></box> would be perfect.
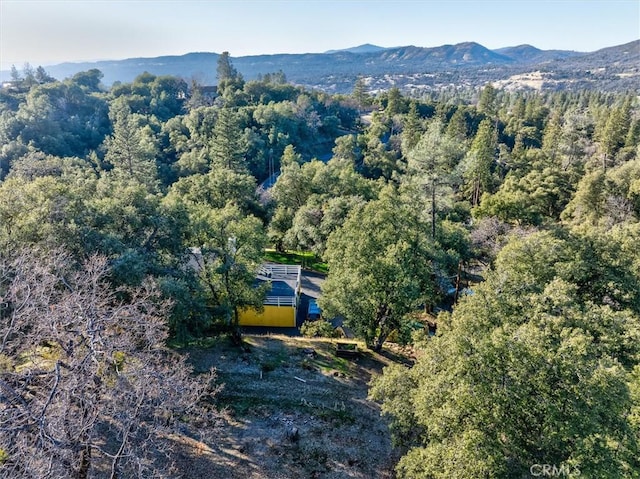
<box><xmin>300</xmin><ymin>270</ymin><xmax>325</xmax><ymax>299</ymax></box>
<box><xmin>297</xmin><ymin>270</ymin><xmax>326</xmax><ymax>327</ymax></box>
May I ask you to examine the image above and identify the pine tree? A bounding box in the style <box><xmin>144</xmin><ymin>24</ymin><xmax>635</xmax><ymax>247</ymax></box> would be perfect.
<box><xmin>598</xmin><ymin>98</ymin><xmax>632</xmax><ymax>170</ymax></box>
<box><xmin>352</xmin><ymin>76</ymin><xmax>369</xmax><ymax>110</ymax></box>
<box><xmin>216</xmin><ymin>51</ymin><xmax>244</xmax><ymax>95</ymax></box>
<box><xmin>464</xmin><ymin>119</ymin><xmax>496</xmax><ymax>206</ymax></box>
<box><xmin>103</xmin><ymin>102</ymin><xmax>158</xmax><ymax>189</ymax></box>
<box><xmin>401</xmin><ymin>101</ymin><xmax>422</xmax><ymax>154</ymax></box>
<box><xmin>210</xmin><ymin>107</ymin><xmax>246</xmax><ymax>172</ymax></box>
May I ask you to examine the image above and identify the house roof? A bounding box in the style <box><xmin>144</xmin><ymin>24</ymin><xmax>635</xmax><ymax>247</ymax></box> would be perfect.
<box><xmin>256</xmin><ymin>263</ymin><xmax>301</xmax><ymax>305</ymax></box>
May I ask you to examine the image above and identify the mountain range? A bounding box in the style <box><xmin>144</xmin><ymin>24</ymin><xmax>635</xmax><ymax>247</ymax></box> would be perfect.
<box><xmin>2</xmin><ymin>40</ymin><xmax>638</xmax><ymax>93</ymax></box>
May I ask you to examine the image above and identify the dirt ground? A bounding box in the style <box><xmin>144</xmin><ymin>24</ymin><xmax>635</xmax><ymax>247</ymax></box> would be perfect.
<box><xmin>171</xmin><ymin>335</ymin><xmax>405</xmax><ymax>479</ymax></box>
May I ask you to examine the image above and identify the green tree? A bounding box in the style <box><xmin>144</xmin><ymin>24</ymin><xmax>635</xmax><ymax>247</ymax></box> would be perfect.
<box><xmin>210</xmin><ymin>107</ymin><xmax>246</xmax><ymax>172</ymax></box>
<box><xmin>332</xmin><ymin>134</ymin><xmax>363</xmax><ymax>167</ymax></box>
<box><xmin>14</xmin><ymin>79</ymin><xmax>109</xmax><ymax>158</ymax></box>
<box><xmin>352</xmin><ymin>76</ymin><xmax>370</xmax><ymax>110</ymax></box>
<box><xmin>463</xmin><ymin>118</ymin><xmax>496</xmax><ymax>206</ymax></box>
<box><xmin>166</xmin><ymin>167</ymin><xmax>259</xmax><ymax>214</ymax></box>
<box><xmin>217</xmin><ymin>51</ymin><xmax>239</xmax><ymax>83</ymax></box>
<box><xmin>21</xmin><ymin>63</ymin><xmax>37</xmax><ymax>88</ymax></box>
<box><xmin>286</xmin><ymin>194</ymin><xmax>365</xmax><ymax>259</ymax></box>
<box><xmin>371</xmin><ymin>230</ymin><xmax>640</xmax><ymax>478</ymax></box>
<box><xmin>597</xmin><ymin>98</ymin><xmax>632</xmax><ymax>170</ymax></box>
<box><xmin>0</xmin><ymin>175</ymin><xmax>87</xmax><ymax>251</ymax></box>
<box><xmin>85</xmin><ymin>176</ymin><xmax>186</xmax><ymax>286</ymax></box>
<box><xmin>320</xmin><ymin>186</ymin><xmax>436</xmax><ymax>350</ymax></box>
<box><xmin>103</xmin><ymin>100</ymin><xmax>158</xmax><ymax>189</ymax></box>
<box><xmin>9</xmin><ymin>64</ymin><xmax>21</xmax><ymax>83</ymax></box>
<box><xmin>476</xmin><ymin>166</ymin><xmax>573</xmax><ymax>225</ymax></box>
<box><xmin>385</xmin><ymin>87</ymin><xmax>404</xmax><ymax>116</ymax></box>
<box><xmin>280</xmin><ymin>144</ymin><xmax>303</xmax><ymax>167</ymax></box>
<box><xmin>189</xmin><ymin>204</ymin><xmax>267</xmax><ymax>342</ymax></box>
<box><xmin>401</xmin><ymin>101</ymin><xmax>423</xmax><ymax>154</ymax></box>
<box><xmin>445</xmin><ymin>105</ymin><xmax>469</xmax><ymax>142</ymax></box>
<box><xmin>34</xmin><ymin>66</ymin><xmax>55</xmax><ymax>84</ymax></box>
<box><xmin>406</xmin><ymin>119</ymin><xmax>464</xmax><ymax>238</ymax></box>
<box><xmin>71</xmin><ymin>68</ymin><xmax>103</xmax><ymax>92</ymax></box>
<box><xmin>477</xmin><ymin>83</ymin><xmax>498</xmax><ymax>120</ymax></box>
<box><xmin>362</xmin><ymin>135</ymin><xmax>400</xmax><ymax>180</ymax></box>
<box><xmin>541</xmin><ymin>111</ymin><xmax>563</xmax><ymax>161</ymax></box>
<box><xmin>216</xmin><ymin>51</ymin><xmax>244</xmax><ymax>99</ymax></box>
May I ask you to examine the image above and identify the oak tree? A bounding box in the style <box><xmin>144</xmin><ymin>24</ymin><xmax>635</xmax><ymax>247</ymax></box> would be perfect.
<box><xmin>0</xmin><ymin>250</ymin><xmax>214</xmax><ymax>479</ymax></box>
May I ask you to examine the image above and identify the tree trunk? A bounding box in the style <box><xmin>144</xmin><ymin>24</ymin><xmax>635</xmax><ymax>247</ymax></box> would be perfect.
<box><xmin>372</xmin><ymin>304</ymin><xmax>392</xmax><ymax>352</ymax></box>
<box><xmin>230</xmin><ymin>306</ymin><xmax>242</xmax><ymax>345</ymax></box>
<box><xmin>453</xmin><ymin>260</ymin><xmax>463</xmax><ymax>304</ymax></box>
<box><xmin>77</xmin><ymin>443</ymin><xmax>91</xmax><ymax>479</ymax></box>
<box><xmin>431</xmin><ymin>180</ymin><xmax>436</xmax><ymax>239</ymax></box>
<box><xmin>372</xmin><ymin>333</ymin><xmax>386</xmax><ymax>352</ymax></box>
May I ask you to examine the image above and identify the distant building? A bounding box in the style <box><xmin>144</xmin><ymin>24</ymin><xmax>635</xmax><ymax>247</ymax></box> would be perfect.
<box><xmin>238</xmin><ymin>264</ymin><xmax>301</xmax><ymax>327</ymax></box>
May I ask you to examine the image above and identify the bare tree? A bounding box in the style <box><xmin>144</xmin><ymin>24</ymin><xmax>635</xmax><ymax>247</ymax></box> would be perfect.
<box><xmin>0</xmin><ymin>249</ymin><xmax>215</xmax><ymax>478</ymax></box>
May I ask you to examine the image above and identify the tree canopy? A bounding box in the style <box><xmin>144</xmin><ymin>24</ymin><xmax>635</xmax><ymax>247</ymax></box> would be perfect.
<box><xmin>1</xmin><ymin>68</ymin><xmax>639</xmax><ymax>478</ymax></box>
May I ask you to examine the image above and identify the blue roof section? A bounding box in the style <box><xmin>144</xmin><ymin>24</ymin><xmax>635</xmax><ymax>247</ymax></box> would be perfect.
<box><xmin>255</xmin><ymin>278</ymin><xmax>296</xmax><ymax>297</ymax></box>
<box><xmin>307</xmin><ymin>300</ymin><xmax>321</xmax><ymax>315</ymax></box>
<box><xmin>269</xmin><ymin>280</ymin><xmax>295</xmax><ymax>297</ymax></box>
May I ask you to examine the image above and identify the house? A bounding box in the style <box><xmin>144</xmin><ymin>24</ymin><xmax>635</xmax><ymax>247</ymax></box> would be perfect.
<box><xmin>238</xmin><ymin>264</ymin><xmax>301</xmax><ymax>327</ymax></box>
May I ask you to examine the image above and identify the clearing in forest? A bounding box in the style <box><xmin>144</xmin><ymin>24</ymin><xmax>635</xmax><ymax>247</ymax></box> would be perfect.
<box><xmin>174</xmin><ymin>335</ymin><xmax>408</xmax><ymax>479</ymax></box>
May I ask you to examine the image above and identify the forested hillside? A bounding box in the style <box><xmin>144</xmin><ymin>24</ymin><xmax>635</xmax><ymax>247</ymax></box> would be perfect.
<box><xmin>3</xmin><ymin>39</ymin><xmax>638</xmax><ymax>93</ymax></box>
<box><xmin>0</xmin><ymin>56</ymin><xmax>638</xmax><ymax>478</ymax></box>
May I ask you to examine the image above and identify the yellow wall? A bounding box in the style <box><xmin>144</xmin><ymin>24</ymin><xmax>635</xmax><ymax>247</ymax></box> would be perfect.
<box><xmin>238</xmin><ymin>305</ymin><xmax>296</xmax><ymax>327</ymax></box>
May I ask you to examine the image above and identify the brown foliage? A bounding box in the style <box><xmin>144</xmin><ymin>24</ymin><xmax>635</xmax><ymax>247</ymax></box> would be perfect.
<box><xmin>0</xmin><ymin>249</ymin><xmax>215</xmax><ymax>478</ymax></box>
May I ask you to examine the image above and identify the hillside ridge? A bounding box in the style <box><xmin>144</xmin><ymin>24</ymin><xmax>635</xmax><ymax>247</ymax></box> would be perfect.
<box><xmin>2</xmin><ymin>40</ymin><xmax>638</xmax><ymax>92</ymax></box>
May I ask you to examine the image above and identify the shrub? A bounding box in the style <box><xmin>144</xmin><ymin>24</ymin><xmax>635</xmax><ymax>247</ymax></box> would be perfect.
<box><xmin>300</xmin><ymin>320</ymin><xmax>340</xmax><ymax>338</ymax></box>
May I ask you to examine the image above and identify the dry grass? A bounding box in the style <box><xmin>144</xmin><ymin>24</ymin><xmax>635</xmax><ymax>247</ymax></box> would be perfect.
<box><xmin>171</xmin><ymin>335</ymin><xmax>405</xmax><ymax>479</ymax></box>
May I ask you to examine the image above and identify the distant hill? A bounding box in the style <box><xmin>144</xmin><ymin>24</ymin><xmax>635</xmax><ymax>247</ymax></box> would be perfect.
<box><xmin>2</xmin><ymin>40</ymin><xmax>638</xmax><ymax>93</ymax></box>
<box><xmin>494</xmin><ymin>44</ymin><xmax>582</xmax><ymax>63</ymax></box>
<box><xmin>325</xmin><ymin>44</ymin><xmax>387</xmax><ymax>54</ymax></box>
<box><xmin>559</xmin><ymin>39</ymin><xmax>640</xmax><ymax>68</ymax></box>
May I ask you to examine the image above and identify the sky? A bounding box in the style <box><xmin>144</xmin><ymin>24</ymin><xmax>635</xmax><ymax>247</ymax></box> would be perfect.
<box><xmin>1</xmin><ymin>0</ymin><xmax>639</xmax><ymax>70</ymax></box>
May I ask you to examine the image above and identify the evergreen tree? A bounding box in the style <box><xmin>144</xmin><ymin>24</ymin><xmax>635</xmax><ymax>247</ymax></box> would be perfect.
<box><xmin>463</xmin><ymin>118</ymin><xmax>496</xmax><ymax>206</ymax></box>
<box><xmin>320</xmin><ymin>186</ymin><xmax>436</xmax><ymax>351</ymax></box>
<box><xmin>34</xmin><ymin>66</ymin><xmax>55</xmax><ymax>84</ymax></box>
<box><xmin>216</xmin><ymin>51</ymin><xmax>244</xmax><ymax>97</ymax></box>
<box><xmin>406</xmin><ymin>119</ymin><xmax>464</xmax><ymax>238</ymax></box>
<box><xmin>401</xmin><ymin>101</ymin><xmax>422</xmax><ymax>154</ymax></box>
<box><xmin>103</xmin><ymin>101</ymin><xmax>158</xmax><ymax>189</ymax></box>
<box><xmin>445</xmin><ymin>106</ymin><xmax>469</xmax><ymax>142</ymax></box>
<box><xmin>371</xmin><ymin>230</ymin><xmax>640</xmax><ymax>478</ymax></box>
<box><xmin>352</xmin><ymin>76</ymin><xmax>369</xmax><ymax>110</ymax></box>
<box><xmin>477</xmin><ymin>83</ymin><xmax>498</xmax><ymax>119</ymax></box>
<box><xmin>9</xmin><ymin>64</ymin><xmax>21</xmax><ymax>83</ymax></box>
<box><xmin>385</xmin><ymin>87</ymin><xmax>404</xmax><ymax>116</ymax></box>
<box><xmin>598</xmin><ymin>98</ymin><xmax>632</xmax><ymax>170</ymax></box>
<box><xmin>210</xmin><ymin>107</ymin><xmax>246</xmax><ymax>172</ymax></box>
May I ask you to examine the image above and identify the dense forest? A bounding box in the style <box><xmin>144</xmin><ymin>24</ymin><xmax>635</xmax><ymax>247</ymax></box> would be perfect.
<box><xmin>0</xmin><ymin>54</ymin><xmax>639</xmax><ymax>478</ymax></box>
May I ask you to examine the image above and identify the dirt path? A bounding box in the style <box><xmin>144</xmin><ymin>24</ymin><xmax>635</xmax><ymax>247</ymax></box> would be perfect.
<box><xmin>175</xmin><ymin>335</ymin><xmax>400</xmax><ymax>479</ymax></box>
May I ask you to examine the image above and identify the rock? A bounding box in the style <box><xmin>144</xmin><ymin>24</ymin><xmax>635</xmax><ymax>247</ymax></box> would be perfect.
<box><xmin>286</xmin><ymin>426</ymin><xmax>299</xmax><ymax>443</ymax></box>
